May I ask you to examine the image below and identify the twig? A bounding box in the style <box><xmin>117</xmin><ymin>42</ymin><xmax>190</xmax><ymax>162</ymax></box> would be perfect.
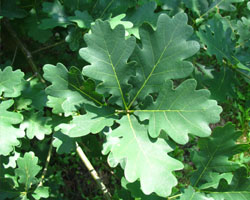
<box><xmin>168</xmin><ymin>194</ymin><xmax>182</xmax><ymax>199</ymax></box>
<box><xmin>31</xmin><ymin>40</ymin><xmax>65</xmax><ymax>54</ymax></box>
<box><xmin>3</xmin><ymin>19</ymin><xmax>45</xmax><ymax>83</ymax></box>
<box><xmin>38</xmin><ymin>139</ymin><xmax>53</xmax><ymax>187</ymax></box>
<box><xmin>76</xmin><ymin>142</ymin><xmax>112</xmax><ymax>200</ymax></box>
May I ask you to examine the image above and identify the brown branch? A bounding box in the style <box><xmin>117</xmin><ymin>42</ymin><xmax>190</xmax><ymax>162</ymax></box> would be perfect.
<box><xmin>3</xmin><ymin>19</ymin><xmax>45</xmax><ymax>83</ymax></box>
<box><xmin>38</xmin><ymin>139</ymin><xmax>53</xmax><ymax>187</ymax></box>
<box><xmin>76</xmin><ymin>142</ymin><xmax>112</xmax><ymax>200</ymax></box>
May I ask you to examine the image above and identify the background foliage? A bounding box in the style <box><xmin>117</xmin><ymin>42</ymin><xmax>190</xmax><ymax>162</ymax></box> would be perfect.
<box><xmin>0</xmin><ymin>0</ymin><xmax>250</xmax><ymax>199</ymax></box>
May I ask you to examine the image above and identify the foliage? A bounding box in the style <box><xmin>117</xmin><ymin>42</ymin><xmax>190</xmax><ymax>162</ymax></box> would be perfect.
<box><xmin>1</xmin><ymin>0</ymin><xmax>250</xmax><ymax>199</ymax></box>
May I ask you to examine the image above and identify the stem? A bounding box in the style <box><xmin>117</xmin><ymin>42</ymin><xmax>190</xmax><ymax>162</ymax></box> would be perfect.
<box><xmin>3</xmin><ymin>19</ymin><xmax>45</xmax><ymax>83</ymax></box>
<box><xmin>38</xmin><ymin>139</ymin><xmax>53</xmax><ymax>187</ymax></box>
<box><xmin>168</xmin><ymin>194</ymin><xmax>182</xmax><ymax>199</ymax></box>
<box><xmin>76</xmin><ymin>142</ymin><xmax>112</xmax><ymax>200</ymax></box>
<box><xmin>32</xmin><ymin>40</ymin><xmax>65</xmax><ymax>54</ymax></box>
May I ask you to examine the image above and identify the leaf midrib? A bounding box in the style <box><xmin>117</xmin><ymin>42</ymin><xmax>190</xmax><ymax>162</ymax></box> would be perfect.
<box><xmin>128</xmin><ymin>22</ymin><xmax>180</xmax><ymax>109</ymax></box>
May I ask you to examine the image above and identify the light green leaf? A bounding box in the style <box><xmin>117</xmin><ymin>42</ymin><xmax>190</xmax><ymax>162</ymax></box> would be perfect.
<box><xmin>20</xmin><ymin>111</ymin><xmax>52</xmax><ymax>140</ymax></box>
<box><xmin>59</xmin><ymin>105</ymin><xmax>116</xmax><ymax>137</ymax></box>
<box><xmin>191</xmin><ymin>123</ymin><xmax>247</xmax><ymax>187</ymax></box>
<box><xmin>15</xmin><ymin>152</ymin><xmax>42</xmax><ymax>191</ymax></box>
<box><xmin>136</xmin><ymin>79</ymin><xmax>222</xmax><ymax>144</ymax></box>
<box><xmin>0</xmin><ymin>66</ymin><xmax>24</xmax><ymax>98</ymax></box>
<box><xmin>43</xmin><ymin>64</ymin><xmax>103</xmax><ymax>115</ymax></box>
<box><xmin>68</xmin><ymin>10</ymin><xmax>93</xmax><ymax>29</ymax></box>
<box><xmin>108</xmin><ymin>14</ymin><xmax>133</xmax><ymax>30</ymax></box>
<box><xmin>80</xmin><ymin>20</ymin><xmax>136</xmax><ymax>107</ymax></box>
<box><xmin>0</xmin><ymin>100</ymin><xmax>25</xmax><ymax>156</ymax></box>
<box><xmin>128</xmin><ymin>13</ymin><xmax>200</xmax><ymax>107</ymax></box>
<box><xmin>3</xmin><ymin>152</ymin><xmax>20</xmax><ymax>168</ymax></box>
<box><xmin>104</xmin><ymin>115</ymin><xmax>183</xmax><ymax>197</ymax></box>
<box><xmin>179</xmin><ymin>186</ymin><xmax>214</xmax><ymax>200</ymax></box>
<box><xmin>32</xmin><ymin>186</ymin><xmax>49</xmax><ymax>199</ymax></box>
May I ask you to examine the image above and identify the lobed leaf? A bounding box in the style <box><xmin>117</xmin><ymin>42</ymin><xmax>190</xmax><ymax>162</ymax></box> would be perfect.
<box><xmin>191</xmin><ymin>123</ymin><xmax>248</xmax><ymax>187</ymax></box>
<box><xmin>0</xmin><ymin>66</ymin><xmax>24</xmax><ymax>98</ymax></box>
<box><xmin>128</xmin><ymin>13</ymin><xmax>200</xmax><ymax>107</ymax></box>
<box><xmin>80</xmin><ymin>20</ymin><xmax>136</xmax><ymax>108</ymax></box>
<box><xmin>15</xmin><ymin>152</ymin><xmax>42</xmax><ymax>191</ymax></box>
<box><xmin>0</xmin><ymin>100</ymin><xmax>25</xmax><ymax>156</ymax></box>
<box><xmin>136</xmin><ymin>79</ymin><xmax>222</xmax><ymax>144</ymax></box>
<box><xmin>103</xmin><ymin>115</ymin><xmax>183</xmax><ymax>197</ymax></box>
<box><xmin>43</xmin><ymin>64</ymin><xmax>103</xmax><ymax>115</ymax></box>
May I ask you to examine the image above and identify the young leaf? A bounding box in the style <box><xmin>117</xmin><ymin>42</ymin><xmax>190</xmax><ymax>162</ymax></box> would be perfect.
<box><xmin>128</xmin><ymin>13</ymin><xmax>200</xmax><ymax>107</ymax></box>
<box><xmin>59</xmin><ymin>105</ymin><xmax>116</xmax><ymax>137</ymax></box>
<box><xmin>0</xmin><ymin>100</ymin><xmax>25</xmax><ymax>156</ymax></box>
<box><xmin>191</xmin><ymin>123</ymin><xmax>248</xmax><ymax>187</ymax></box>
<box><xmin>103</xmin><ymin>114</ymin><xmax>183</xmax><ymax>197</ymax></box>
<box><xmin>43</xmin><ymin>64</ymin><xmax>103</xmax><ymax>115</ymax></box>
<box><xmin>15</xmin><ymin>152</ymin><xmax>42</xmax><ymax>191</ymax></box>
<box><xmin>0</xmin><ymin>66</ymin><xmax>24</xmax><ymax>98</ymax></box>
<box><xmin>136</xmin><ymin>79</ymin><xmax>222</xmax><ymax>144</ymax></box>
<box><xmin>179</xmin><ymin>186</ymin><xmax>213</xmax><ymax>200</ymax></box>
<box><xmin>20</xmin><ymin>111</ymin><xmax>52</xmax><ymax>140</ymax></box>
<box><xmin>80</xmin><ymin>20</ymin><xmax>136</xmax><ymax>108</ymax></box>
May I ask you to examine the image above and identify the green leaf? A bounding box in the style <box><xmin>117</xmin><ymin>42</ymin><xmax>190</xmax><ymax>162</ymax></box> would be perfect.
<box><xmin>128</xmin><ymin>13</ymin><xmax>200</xmax><ymax>107</ymax></box>
<box><xmin>103</xmin><ymin>115</ymin><xmax>183</xmax><ymax>197</ymax></box>
<box><xmin>32</xmin><ymin>186</ymin><xmax>49</xmax><ymax>199</ymax></box>
<box><xmin>80</xmin><ymin>20</ymin><xmax>136</xmax><ymax>107</ymax></box>
<box><xmin>59</xmin><ymin>105</ymin><xmax>116</xmax><ymax>137</ymax></box>
<box><xmin>65</xmin><ymin>27</ymin><xmax>83</xmax><ymax>51</ymax></box>
<box><xmin>199</xmin><ymin>172</ymin><xmax>233</xmax><ymax>189</ymax></box>
<box><xmin>16</xmin><ymin>78</ymin><xmax>47</xmax><ymax>111</ymax></box>
<box><xmin>179</xmin><ymin>186</ymin><xmax>213</xmax><ymax>200</ymax></box>
<box><xmin>208</xmin><ymin>167</ymin><xmax>250</xmax><ymax>200</ymax></box>
<box><xmin>236</xmin><ymin>16</ymin><xmax>250</xmax><ymax>48</ymax></box>
<box><xmin>125</xmin><ymin>2</ymin><xmax>162</xmax><ymax>38</ymax></box>
<box><xmin>197</xmin><ymin>17</ymin><xmax>235</xmax><ymax>63</ymax></box>
<box><xmin>183</xmin><ymin>0</ymin><xmax>208</xmax><ymax>16</ymax></box>
<box><xmin>23</xmin><ymin>12</ymin><xmax>53</xmax><ymax>43</ymax></box>
<box><xmin>15</xmin><ymin>152</ymin><xmax>42</xmax><ymax>191</ymax></box>
<box><xmin>91</xmin><ymin>0</ymin><xmax>136</xmax><ymax>19</ymax></box>
<box><xmin>39</xmin><ymin>0</ymin><xmax>70</xmax><ymax>29</ymax></box>
<box><xmin>53</xmin><ymin>130</ymin><xmax>77</xmax><ymax>154</ymax></box>
<box><xmin>20</xmin><ymin>111</ymin><xmax>52</xmax><ymax>140</ymax></box>
<box><xmin>0</xmin><ymin>100</ymin><xmax>25</xmax><ymax>156</ymax></box>
<box><xmin>205</xmin><ymin>68</ymin><xmax>237</xmax><ymax>102</ymax></box>
<box><xmin>136</xmin><ymin>79</ymin><xmax>222</xmax><ymax>144</ymax></box>
<box><xmin>1</xmin><ymin>0</ymin><xmax>27</xmax><ymax>19</ymax></box>
<box><xmin>121</xmin><ymin>177</ymin><xmax>165</xmax><ymax>200</ymax></box>
<box><xmin>68</xmin><ymin>10</ymin><xmax>93</xmax><ymax>29</ymax></box>
<box><xmin>3</xmin><ymin>152</ymin><xmax>20</xmax><ymax>168</ymax></box>
<box><xmin>191</xmin><ymin>123</ymin><xmax>247</xmax><ymax>187</ymax></box>
<box><xmin>43</xmin><ymin>64</ymin><xmax>103</xmax><ymax>115</ymax></box>
<box><xmin>0</xmin><ymin>66</ymin><xmax>24</xmax><ymax>98</ymax></box>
